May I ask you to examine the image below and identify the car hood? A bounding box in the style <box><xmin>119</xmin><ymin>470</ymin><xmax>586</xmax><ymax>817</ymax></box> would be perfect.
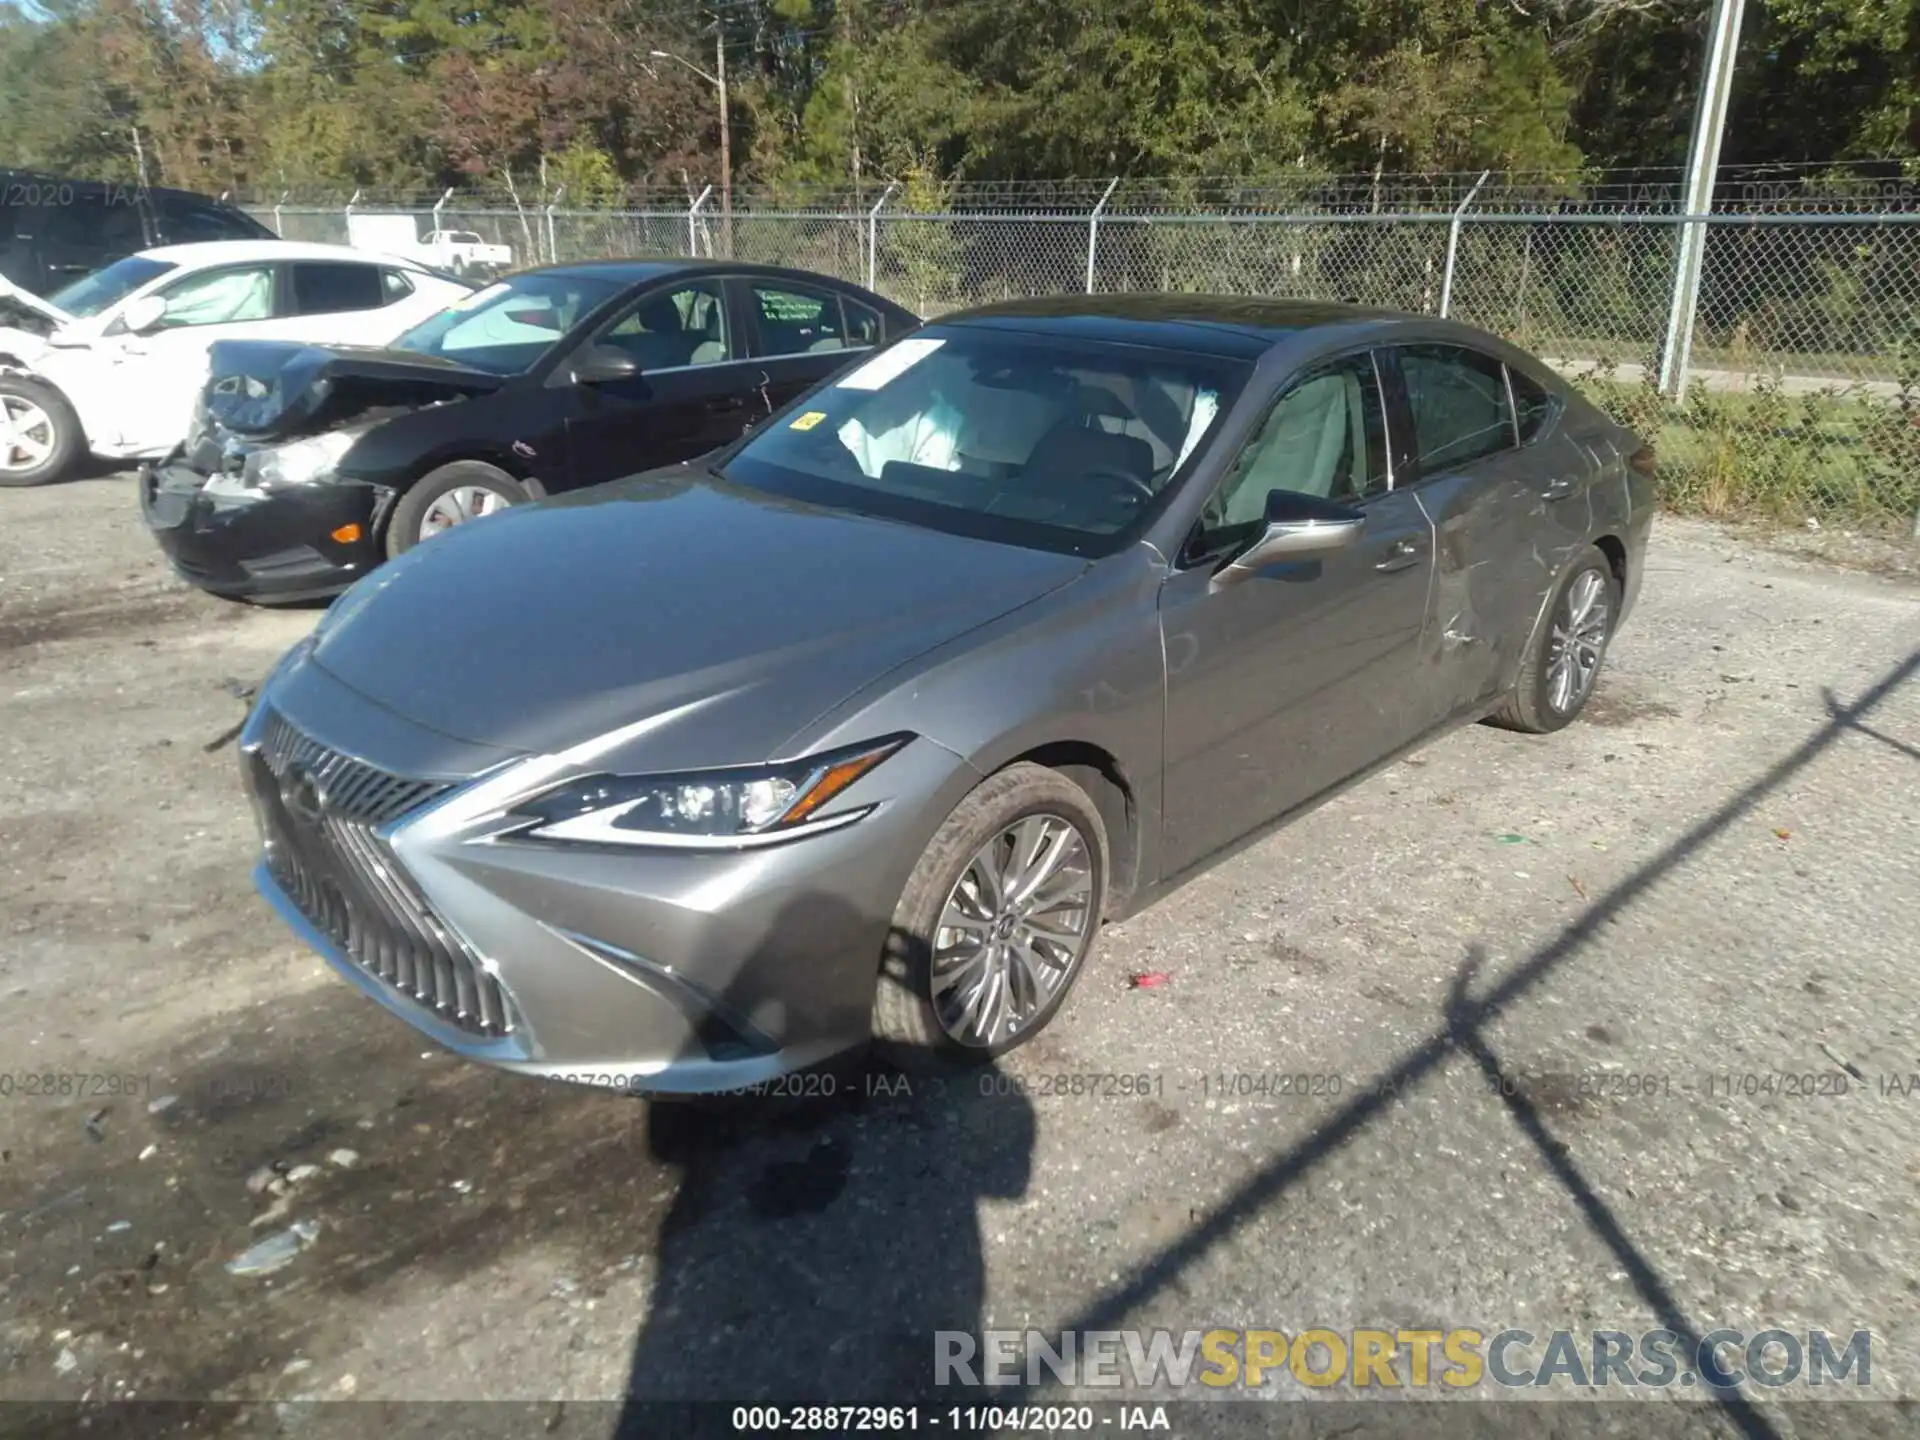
<box><xmin>309</xmin><ymin>470</ymin><xmax>1088</xmax><ymax>765</ymax></box>
<box><xmin>204</xmin><ymin>339</ymin><xmax>503</xmax><ymax>441</ymax></box>
<box><xmin>0</xmin><ymin>274</ymin><xmax>75</xmax><ymax>331</ymax></box>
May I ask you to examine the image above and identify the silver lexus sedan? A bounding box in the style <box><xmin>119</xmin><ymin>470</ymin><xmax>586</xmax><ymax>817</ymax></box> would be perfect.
<box><xmin>238</xmin><ymin>297</ymin><xmax>1654</xmax><ymax>1094</ymax></box>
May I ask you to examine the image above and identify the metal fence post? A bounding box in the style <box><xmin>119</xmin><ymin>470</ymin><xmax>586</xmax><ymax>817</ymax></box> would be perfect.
<box><xmin>272</xmin><ymin>190</ymin><xmax>287</xmax><ymax>237</ymax></box>
<box><xmin>687</xmin><ymin>185</ymin><xmax>713</xmax><ymax>257</ymax></box>
<box><xmin>431</xmin><ymin>186</ymin><xmax>453</xmax><ymax>239</ymax></box>
<box><xmin>1660</xmin><ymin>0</ymin><xmax>1747</xmax><ymax>401</ymax></box>
<box><xmin>545</xmin><ymin>188</ymin><xmax>564</xmax><ymax>264</ymax></box>
<box><xmin>344</xmin><ymin>188</ymin><xmax>361</xmax><ymax>242</ymax></box>
<box><xmin>1438</xmin><ymin>169</ymin><xmax>1490</xmax><ymax>318</ymax></box>
<box><xmin>866</xmin><ymin>183</ymin><xmax>897</xmax><ymax>292</ymax></box>
<box><xmin>1086</xmin><ymin>177</ymin><xmax>1120</xmax><ymax>294</ymax></box>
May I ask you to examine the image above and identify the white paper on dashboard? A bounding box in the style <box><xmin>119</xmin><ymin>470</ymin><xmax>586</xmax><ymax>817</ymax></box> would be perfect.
<box><xmin>834</xmin><ymin>337</ymin><xmax>947</xmax><ymax>391</ymax></box>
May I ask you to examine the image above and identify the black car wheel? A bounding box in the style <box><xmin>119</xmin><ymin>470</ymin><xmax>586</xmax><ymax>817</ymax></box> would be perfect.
<box><xmin>874</xmin><ymin>762</ymin><xmax>1108</xmax><ymax>1064</ymax></box>
<box><xmin>386</xmin><ymin>461</ymin><xmax>529</xmax><ymax>558</ymax></box>
<box><xmin>1489</xmin><ymin>545</ymin><xmax>1621</xmax><ymax>734</ymax></box>
<box><xmin>0</xmin><ymin>376</ymin><xmax>82</xmax><ymax>488</ymax></box>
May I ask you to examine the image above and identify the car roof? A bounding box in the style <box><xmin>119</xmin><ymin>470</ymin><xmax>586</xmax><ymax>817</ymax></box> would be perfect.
<box><xmin>527</xmin><ymin>258</ymin><xmax>902</xmax><ymax>295</ymax></box>
<box><xmin>138</xmin><ymin>239</ymin><xmax>425</xmax><ymax>268</ymax></box>
<box><xmin>934</xmin><ymin>295</ymin><xmax>1434</xmax><ymax>359</ymax></box>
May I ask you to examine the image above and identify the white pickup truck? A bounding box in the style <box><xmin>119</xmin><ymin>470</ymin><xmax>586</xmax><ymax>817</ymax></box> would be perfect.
<box><xmin>345</xmin><ymin>215</ymin><xmax>514</xmax><ymax>277</ymax></box>
<box><xmin>419</xmin><ymin>230</ymin><xmax>514</xmax><ymax>276</ymax></box>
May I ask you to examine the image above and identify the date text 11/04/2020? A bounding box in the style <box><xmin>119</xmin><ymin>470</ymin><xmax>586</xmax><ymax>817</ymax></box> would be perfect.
<box><xmin>527</xmin><ymin>1067</ymin><xmax>1915</xmax><ymax>1102</ymax></box>
<box><xmin>6</xmin><ymin>1069</ymin><xmax>1914</xmax><ymax>1103</ymax></box>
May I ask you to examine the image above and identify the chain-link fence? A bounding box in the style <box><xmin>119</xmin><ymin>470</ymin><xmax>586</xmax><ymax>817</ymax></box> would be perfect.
<box><xmin>248</xmin><ymin>178</ymin><xmax>1920</xmax><ymax>534</ymax></box>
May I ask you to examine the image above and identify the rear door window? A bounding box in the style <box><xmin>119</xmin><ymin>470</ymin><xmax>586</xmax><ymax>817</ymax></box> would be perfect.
<box><xmin>1507</xmin><ymin>366</ymin><xmax>1559</xmax><ymax>444</ymax></box>
<box><xmin>749</xmin><ymin>282</ymin><xmax>851</xmax><ymax>356</ymax></box>
<box><xmin>1396</xmin><ymin>343</ymin><xmax>1517</xmax><ymax>474</ymax></box>
<box><xmin>290</xmin><ymin>261</ymin><xmax>387</xmax><ymax>315</ymax></box>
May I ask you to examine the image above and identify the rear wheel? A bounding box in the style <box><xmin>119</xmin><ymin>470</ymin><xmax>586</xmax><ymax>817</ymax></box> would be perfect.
<box><xmin>874</xmin><ymin>763</ymin><xmax>1107</xmax><ymax>1063</ymax></box>
<box><xmin>0</xmin><ymin>377</ymin><xmax>81</xmax><ymax>487</ymax></box>
<box><xmin>386</xmin><ymin>460</ymin><xmax>528</xmax><ymax>558</ymax></box>
<box><xmin>1488</xmin><ymin>546</ymin><xmax>1620</xmax><ymax>734</ymax></box>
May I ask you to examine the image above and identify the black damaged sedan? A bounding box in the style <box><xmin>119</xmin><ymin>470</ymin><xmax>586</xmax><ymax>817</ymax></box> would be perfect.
<box><xmin>141</xmin><ymin>260</ymin><xmax>916</xmax><ymax>602</ymax></box>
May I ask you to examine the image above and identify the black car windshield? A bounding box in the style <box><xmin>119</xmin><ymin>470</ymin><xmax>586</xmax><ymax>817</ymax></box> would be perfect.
<box><xmin>47</xmin><ymin>256</ymin><xmax>176</xmax><ymax>317</ymax></box>
<box><xmin>720</xmin><ymin>328</ymin><xmax>1250</xmax><ymax>555</ymax></box>
<box><xmin>391</xmin><ymin>272</ymin><xmax>624</xmax><ymax>375</ymax></box>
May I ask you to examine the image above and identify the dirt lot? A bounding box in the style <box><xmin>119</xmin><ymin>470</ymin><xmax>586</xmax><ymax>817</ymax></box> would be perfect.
<box><xmin>1</xmin><ymin>472</ymin><xmax>1917</xmax><ymax>1438</ymax></box>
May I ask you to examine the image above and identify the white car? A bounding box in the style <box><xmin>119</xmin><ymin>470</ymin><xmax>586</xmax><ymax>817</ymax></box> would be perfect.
<box><xmin>0</xmin><ymin>240</ymin><xmax>471</xmax><ymax>487</ymax></box>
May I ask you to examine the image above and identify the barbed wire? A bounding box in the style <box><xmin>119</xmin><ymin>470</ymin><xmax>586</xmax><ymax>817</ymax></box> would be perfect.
<box><xmin>230</xmin><ymin>160</ymin><xmax>1920</xmax><ymax>217</ymax></box>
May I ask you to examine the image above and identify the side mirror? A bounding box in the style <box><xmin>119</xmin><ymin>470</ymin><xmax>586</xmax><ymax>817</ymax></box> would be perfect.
<box><xmin>1210</xmin><ymin>489</ymin><xmax>1366</xmax><ymax>591</ymax></box>
<box><xmin>571</xmin><ymin>344</ymin><xmax>640</xmax><ymax>385</ymax></box>
<box><xmin>119</xmin><ymin>294</ymin><xmax>167</xmax><ymax>334</ymax></box>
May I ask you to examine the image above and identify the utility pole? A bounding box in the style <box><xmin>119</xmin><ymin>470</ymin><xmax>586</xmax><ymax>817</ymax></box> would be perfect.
<box><xmin>1658</xmin><ymin>0</ymin><xmax>1747</xmax><ymax>401</ymax></box>
<box><xmin>651</xmin><ymin>25</ymin><xmax>732</xmax><ymax>256</ymax></box>
<box><xmin>715</xmin><ymin>17</ymin><xmax>731</xmax><ymax>252</ymax></box>
<box><xmin>844</xmin><ymin>0</ymin><xmax>861</xmax><ymax>204</ymax></box>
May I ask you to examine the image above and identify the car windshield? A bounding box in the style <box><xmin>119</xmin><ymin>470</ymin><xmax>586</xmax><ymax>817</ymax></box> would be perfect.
<box><xmin>47</xmin><ymin>256</ymin><xmax>176</xmax><ymax>318</ymax></box>
<box><xmin>720</xmin><ymin>329</ymin><xmax>1250</xmax><ymax>555</ymax></box>
<box><xmin>391</xmin><ymin>272</ymin><xmax>624</xmax><ymax>375</ymax></box>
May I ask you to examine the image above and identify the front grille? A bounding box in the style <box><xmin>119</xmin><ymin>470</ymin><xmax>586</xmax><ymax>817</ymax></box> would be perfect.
<box><xmin>249</xmin><ymin>711</ymin><xmax>515</xmax><ymax>1037</ymax></box>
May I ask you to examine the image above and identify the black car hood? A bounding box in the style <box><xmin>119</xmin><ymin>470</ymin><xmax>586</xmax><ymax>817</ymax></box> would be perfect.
<box><xmin>308</xmin><ymin>470</ymin><xmax>1089</xmax><ymax>765</ymax></box>
<box><xmin>204</xmin><ymin>339</ymin><xmax>503</xmax><ymax>440</ymax></box>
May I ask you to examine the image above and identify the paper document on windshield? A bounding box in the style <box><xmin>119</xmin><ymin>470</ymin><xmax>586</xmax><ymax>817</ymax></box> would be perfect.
<box><xmin>834</xmin><ymin>337</ymin><xmax>945</xmax><ymax>391</ymax></box>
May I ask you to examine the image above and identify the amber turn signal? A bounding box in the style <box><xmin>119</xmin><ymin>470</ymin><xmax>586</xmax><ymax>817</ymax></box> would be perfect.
<box><xmin>330</xmin><ymin>523</ymin><xmax>363</xmax><ymax>544</ymax></box>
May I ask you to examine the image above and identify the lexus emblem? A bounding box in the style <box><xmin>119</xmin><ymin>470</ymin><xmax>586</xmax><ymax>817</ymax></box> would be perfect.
<box><xmin>281</xmin><ymin>762</ymin><xmax>327</xmax><ymax>824</ymax></box>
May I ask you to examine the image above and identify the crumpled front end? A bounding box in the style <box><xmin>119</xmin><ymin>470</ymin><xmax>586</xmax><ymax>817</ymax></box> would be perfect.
<box><xmin>204</xmin><ymin>338</ymin><xmax>502</xmax><ymax>442</ymax></box>
<box><xmin>139</xmin><ymin>396</ymin><xmax>390</xmax><ymax>602</ymax></box>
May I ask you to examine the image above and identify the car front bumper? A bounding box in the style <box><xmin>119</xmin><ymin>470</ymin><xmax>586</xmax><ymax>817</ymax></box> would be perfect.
<box><xmin>239</xmin><ymin>657</ymin><xmax>976</xmax><ymax>1095</ymax></box>
<box><xmin>140</xmin><ymin>456</ymin><xmax>386</xmax><ymax>602</ymax></box>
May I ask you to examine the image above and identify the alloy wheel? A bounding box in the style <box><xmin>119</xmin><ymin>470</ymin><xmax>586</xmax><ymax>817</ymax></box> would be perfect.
<box><xmin>0</xmin><ymin>395</ymin><xmax>56</xmax><ymax>474</ymax></box>
<box><xmin>1546</xmin><ymin>569</ymin><xmax>1610</xmax><ymax>714</ymax></box>
<box><xmin>931</xmin><ymin>812</ymin><xmax>1095</xmax><ymax>1048</ymax></box>
<box><xmin>419</xmin><ymin>485</ymin><xmax>510</xmax><ymax>540</ymax></box>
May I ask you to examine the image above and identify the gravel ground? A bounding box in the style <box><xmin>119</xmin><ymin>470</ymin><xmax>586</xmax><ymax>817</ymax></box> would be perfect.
<box><xmin>0</xmin><ymin>472</ymin><xmax>1916</xmax><ymax>1439</ymax></box>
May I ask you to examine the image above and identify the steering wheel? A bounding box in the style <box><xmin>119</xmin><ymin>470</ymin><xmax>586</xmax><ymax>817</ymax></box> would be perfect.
<box><xmin>1073</xmin><ymin>467</ymin><xmax>1156</xmax><ymax>505</ymax></box>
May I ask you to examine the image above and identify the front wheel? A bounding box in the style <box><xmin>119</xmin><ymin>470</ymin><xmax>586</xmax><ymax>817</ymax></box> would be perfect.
<box><xmin>386</xmin><ymin>460</ymin><xmax>528</xmax><ymax>558</ymax></box>
<box><xmin>874</xmin><ymin>763</ymin><xmax>1108</xmax><ymax>1063</ymax></box>
<box><xmin>0</xmin><ymin>376</ymin><xmax>82</xmax><ymax>487</ymax></box>
<box><xmin>1488</xmin><ymin>546</ymin><xmax>1621</xmax><ymax>734</ymax></box>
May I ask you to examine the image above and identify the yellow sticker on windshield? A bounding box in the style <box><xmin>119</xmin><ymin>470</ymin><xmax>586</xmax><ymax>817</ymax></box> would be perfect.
<box><xmin>789</xmin><ymin>410</ymin><xmax>828</xmax><ymax>431</ymax></box>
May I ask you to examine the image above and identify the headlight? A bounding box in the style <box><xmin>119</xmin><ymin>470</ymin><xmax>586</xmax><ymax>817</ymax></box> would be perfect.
<box><xmin>241</xmin><ymin>429</ymin><xmax>363</xmax><ymax>489</ymax></box>
<box><xmin>505</xmin><ymin>735</ymin><xmax>910</xmax><ymax>847</ymax></box>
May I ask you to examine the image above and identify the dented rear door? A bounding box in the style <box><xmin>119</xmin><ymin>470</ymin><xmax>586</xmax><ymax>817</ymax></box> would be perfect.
<box><xmin>1381</xmin><ymin>343</ymin><xmax>1571</xmax><ymax>721</ymax></box>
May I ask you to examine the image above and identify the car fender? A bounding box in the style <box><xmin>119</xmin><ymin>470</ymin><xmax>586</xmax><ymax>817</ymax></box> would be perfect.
<box><xmin>396</xmin><ymin>444</ymin><xmax>547</xmax><ymax>497</ymax></box>
<box><xmin>786</xmin><ymin>550</ymin><xmax>1168</xmax><ymax>904</ymax></box>
<box><xmin>0</xmin><ymin>347</ymin><xmax>96</xmax><ymax>446</ymax></box>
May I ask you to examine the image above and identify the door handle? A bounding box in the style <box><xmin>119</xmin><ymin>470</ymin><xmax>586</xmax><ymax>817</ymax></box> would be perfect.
<box><xmin>1374</xmin><ymin>539</ymin><xmax>1423</xmax><ymax>573</ymax></box>
<box><xmin>1542</xmin><ymin>476</ymin><xmax>1578</xmax><ymax>500</ymax></box>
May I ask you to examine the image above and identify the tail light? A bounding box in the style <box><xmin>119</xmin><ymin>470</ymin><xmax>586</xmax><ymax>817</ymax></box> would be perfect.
<box><xmin>1627</xmin><ymin>442</ymin><xmax>1657</xmax><ymax>477</ymax></box>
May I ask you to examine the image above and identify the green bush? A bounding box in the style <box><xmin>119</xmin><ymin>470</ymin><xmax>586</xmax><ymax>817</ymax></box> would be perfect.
<box><xmin>1576</xmin><ymin>362</ymin><xmax>1920</xmax><ymax>532</ymax></box>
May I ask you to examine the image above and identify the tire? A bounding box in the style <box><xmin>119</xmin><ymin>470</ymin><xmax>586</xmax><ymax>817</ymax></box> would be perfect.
<box><xmin>1487</xmin><ymin>545</ymin><xmax>1621</xmax><ymax>734</ymax></box>
<box><xmin>0</xmin><ymin>376</ymin><xmax>82</xmax><ymax>488</ymax></box>
<box><xmin>873</xmin><ymin>762</ymin><xmax>1108</xmax><ymax>1065</ymax></box>
<box><xmin>385</xmin><ymin>460</ymin><xmax>528</xmax><ymax>559</ymax></box>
